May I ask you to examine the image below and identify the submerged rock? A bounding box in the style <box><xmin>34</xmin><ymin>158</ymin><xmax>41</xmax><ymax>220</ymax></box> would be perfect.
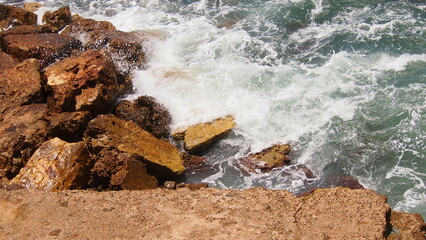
<box><xmin>11</xmin><ymin>138</ymin><xmax>92</xmax><ymax>191</ymax></box>
<box><xmin>90</xmin><ymin>148</ymin><xmax>158</xmax><ymax>191</ymax></box>
<box><xmin>238</xmin><ymin>144</ymin><xmax>291</xmax><ymax>173</ymax></box>
<box><xmin>0</xmin><ymin>4</ymin><xmax>37</xmax><ymax>30</ymax></box>
<box><xmin>42</xmin><ymin>6</ymin><xmax>72</xmax><ymax>32</ymax></box>
<box><xmin>84</xmin><ymin>115</ymin><xmax>185</xmax><ymax>180</ymax></box>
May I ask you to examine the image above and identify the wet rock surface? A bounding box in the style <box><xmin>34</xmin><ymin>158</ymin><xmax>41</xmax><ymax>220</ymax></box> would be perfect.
<box><xmin>42</xmin><ymin>6</ymin><xmax>72</xmax><ymax>32</ymax></box>
<box><xmin>238</xmin><ymin>144</ymin><xmax>291</xmax><ymax>173</ymax></box>
<box><xmin>11</xmin><ymin>138</ymin><xmax>91</xmax><ymax>191</ymax></box>
<box><xmin>180</xmin><ymin>152</ymin><xmax>207</xmax><ymax>169</ymax></box>
<box><xmin>0</xmin><ymin>4</ymin><xmax>37</xmax><ymax>30</ymax></box>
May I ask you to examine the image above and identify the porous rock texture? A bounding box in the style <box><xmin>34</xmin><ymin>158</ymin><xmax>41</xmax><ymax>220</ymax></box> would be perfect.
<box><xmin>0</xmin><ymin>4</ymin><xmax>37</xmax><ymax>30</ymax></box>
<box><xmin>45</xmin><ymin>111</ymin><xmax>92</xmax><ymax>142</ymax></box>
<box><xmin>10</xmin><ymin>138</ymin><xmax>91</xmax><ymax>191</ymax></box>
<box><xmin>238</xmin><ymin>144</ymin><xmax>291</xmax><ymax>173</ymax></box>
<box><xmin>1</xmin><ymin>187</ymin><xmax>420</xmax><ymax>239</ymax></box>
<box><xmin>42</xmin><ymin>6</ymin><xmax>72</xmax><ymax>32</ymax></box>
<box><xmin>84</xmin><ymin>114</ymin><xmax>185</xmax><ymax>179</ymax></box>
<box><xmin>0</xmin><ymin>51</ymin><xmax>18</xmax><ymax>69</ymax></box>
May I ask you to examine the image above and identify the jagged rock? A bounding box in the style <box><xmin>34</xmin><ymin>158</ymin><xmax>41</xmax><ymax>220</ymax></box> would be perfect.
<box><xmin>180</xmin><ymin>152</ymin><xmax>207</xmax><ymax>168</ymax></box>
<box><xmin>90</xmin><ymin>148</ymin><xmax>158</xmax><ymax>190</ymax></box>
<box><xmin>181</xmin><ymin>115</ymin><xmax>236</xmax><ymax>154</ymax></box>
<box><xmin>2</xmin><ymin>33</ymin><xmax>82</xmax><ymax>67</ymax></box>
<box><xmin>45</xmin><ymin>111</ymin><xmax>92</xmax><ymax>142</ymax></box>
<box><xmin>388</xmin><ymin>211</ymin><xmax>426</xmax><ymax>240</ymax></box>
<box><xmin>0</xmin><ymin>51</ymin><xmax>18</xmax><ymax>69</ymax></box>
<box><xmin>11</xmin><ymin>138</ymin><xmax>92</xmax><ymax>191</ymax></box>
<box><xmin>42</xmin><ymin>6</ymin><xmax>72</xmax><ymax>32</ymax></box>
<box><xmin>0</xmin><ymin>59</ymin><xmax>44</xmax><ymax>115</ymax></box>
<box><xmin>114</xmin><ymin>96</ymin><xmax>171</xmax><ymax>139</ymax></box>
<box><xmin>84</xmin><ymin>114</ymin><xmax>185</xmax><ymax>180</ymax></box>
<box><xmin>327</xmin><ymin>175</ymin><xmax>365</xmax><ymax>189</ymax></box>
<box><xmin>238</xmin><ymin>144</ymin><xmax>291</xmax><ymax>173</ymax></box>
<box><xmin>0</xmin><ymin>4</ymin><xmax>37</xmax><ymax>30</ymax></box>
<box><xmin>24</xmin><ymin>3</ymin><xmax>43</xmax><ymax>13</ymax></box>
<box><xmin>45</xmin><ymin>49</ymin><xmax>119</xmax><ymax>115</ymax></box>
<box><xmin>0</xmin><ymin>104</ymin><xmax>49</xmax><ymax>179</ymax></box>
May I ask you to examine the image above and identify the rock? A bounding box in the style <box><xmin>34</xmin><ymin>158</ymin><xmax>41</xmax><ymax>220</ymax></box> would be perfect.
<box><xmin>11</xmin><ymin>138</ymin><xmax>92</xmax><ymax>191</ymax></box>
<box><xmin>388</xmin><ymin>211</ymin><xmax>426</xmax><ymax>240</ymax></box>
<box><xmin>0</xmin><ymin>104</ymin><xmax>49</xmax><ymax>179</ymax></box>
<box><xmin>180</xmin><ymin>152</ymin><xmax>207</xmax><ymax>168</ymax></box>
<box><xmin>45</xmin><ymin>49</ymin><xmax>119</xmax><ymax>115</ymax></box>
<box><xmin>327</xmin><ymin>175</ymin><xmax>365</xmax><ymax>189</ymax></box>
<box><xmin>84</xmin><ymin>114</ymin><xmax>185</xmax><ymax>180</ymax></box>
<box><xmin>238</xmin><ymin>144</ymin><xmax>291</xmax><ymax>173</ymax></box>
<box><xmin>90</xmin><ymin>148</ymin><xmax>158</xmax><ymax>191</ymax></box>
<box><xmin>45</xmin><ymin>111</ymin><xmax>92</xmax><ymax>142</ymax></box>
<box><xmin>24</xmin><ymin>3</ymin><xmax>43</xmax><ymax>13</ymax></box>
<box><xmin>114</xmin><ymin>96</ymin><xmax>171</xmax><ymax>139</ymax></box>
<box><xmin>182</xmin><ymin>115</ymin><xmax>236</xmax><ymax>154</ymax></box>
<box><xmin>176</xmin><ymin>183</ymin><xmax>209</xmax><ymax>190</ymax></box>
<box><xmin>3</xmin><ymin>33</ymin><xmax>82</xmax><ymax>67</ymax></box>
<box><xmin>0</xmin><ymin>4</ymin><xmax>37</xmax><ymax>30</ymax></box>
<box><xmin>0</xmin><ymin>58</ymin><xmax>45</xmax><ymax>114</ymax></box>
<box><xmin>42</xmin><ymin>6</ymin><xmax>72</xmax><ymax>32</ymax></box>
<box><xmin>0</xmin><ymin>51</ymin><xmax>18</xmax><ymax>69</ymax></box>
<box><xmin>0</xmin><ymin>25</ymin><xmax>53</xmax><ymax>46</ymax></box>
<box><xmin>164</xmin><ymin>181</ymin><xmax>176</xmax><ymax>189</ymax></box>
<box><xmin>171</xmin><ymin>127</ymin><xmax>186</xmax><ymax>141</ymax></box>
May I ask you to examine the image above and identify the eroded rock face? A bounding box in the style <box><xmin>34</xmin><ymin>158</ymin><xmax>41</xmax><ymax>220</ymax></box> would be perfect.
<box><xmin>114</xmin><ymin>96</ymin><xmax>171</xmax><ymax>139</ymax></box>
<box><xmin>0</xmin><ymin>4</ymin><xmax>37</xmax><ymax>30</ymax></box>
<box><xmin>0</xmin><ymin>58</ymin><xmax>44</xmax><ymax>114</ymax></box>
<box><xmin>90</xmin><ymin>148</ymin><xmax>158</xmax><ymax>190</ymax></box>
<box><xmin>180</xmin><ymin>115</ymin><xmax>236</xmax><ymax>154</ymax></box>
<box><xmin>42</xmin><ymin>6</ymin><xmax>72</xmax><ymax>32</ymax></box>
<box><xmin>238</xmin><ymin>144</ymin><xmax>291</xmax><ymax>173</ymax></box>
<box><xmin>3</xmin><ymin>33</ymin><xmax>81</xmax><ymax>67</ymax></box>
<box><xmin>0</xmin><ymin>51</ymin><xmax>18</xmax><ymax>69</ymax></box>
<box><xmin>389</xmin><ymin>211</ymin><xmax>426</xmax><ymax>240</ymax></box>
<box><xmin>180</xmin><ymin>152</ymin><xmax>207</xmax><ymax>169</ymax></box>
<box><xmin>11</xmin><ymin>138</ymin><xmax>92</xmax><ymax>191</ymax></box>
<box><xmin>0</xmin><ymin>104</ymin><xmax>49</xmax><ymax>179</ymax></box>
<box><xmin>84</xmin><ymin>114</ymin><xmax>185</xmax><ymax>180</ymax></box>
<box><xmin>45</xmin><ymin>49</ymin><xmax>119</xmax><ymax>115</ymax></box>
<box><xmin>45</xmin><ymin>111</ymin><xmax>92</xmax><ymax>142</ymax></box>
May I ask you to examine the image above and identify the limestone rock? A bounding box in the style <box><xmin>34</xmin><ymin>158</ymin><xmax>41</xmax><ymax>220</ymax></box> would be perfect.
<box><xmin>182</xmin><ymin>115</ymin><xmax>236</xmax><ymax>154</ymax></box>
<box><xmin>84</xmin><ymin>114</ymin><xmax>185</xmax><ymax>180</ymax></box>
<box><xmin>45</xmin><ymin>111</ymin><xmax>92</xmax><ymax>142</ymax></box>
<box><xmin>45</xmin><ymin>49</ymin><xmax>119</xmax><ymax>115</ymax></box>
<box><xmin>0</xmin><ymin>51</ymin><xmax>18</xmax><ymax>69</ymax></box>
<box><xmin>24</xmin><ymin>3</ymin><xmax>43</xmax><ymax>13</ymax></box>
<box><xmin>3</xmin><ymin>33</ymin><xmax>82</xmax><ymax>67</ymax></box>
<box><xmin>238</xmin><ymin>144</ymin><xmax>291</xmax><ymax>173</ymax></box>
<box><xmin>114</xmin><ymin>96</ymin><xmax>171</xmax><ymax>139</ymax></box>
<box><xmin>0</xmin><ymin>58</ymin><xmax>44</xmax><ymax>114</ymax></box>
<box><xmin>42</xmin><ymin>6</ymin><xmax>72</xmax><ymax>32</ymax></box>
<box><xmin>388</xmin><ymin>211</ymin><xmax>426</xmax><ymax>240</ymax></box>
<box><xmin>0</xmin><ymin>104</ymin><xmax>49</xmax><ymax>179</ymax></box>
<box><xmin>90</xmin><ymin>148</ymin><xmax>158</xmax><ymax>190</ymax></box>
<box><xmin>11</xmin><ymin>138</ymin><xmax>92</xmax><ymax>191</ymax></box>
<box><xmin>0</xmin><ymin>4</ymin><xmax>37</xmax><ymax>30</ymax></box>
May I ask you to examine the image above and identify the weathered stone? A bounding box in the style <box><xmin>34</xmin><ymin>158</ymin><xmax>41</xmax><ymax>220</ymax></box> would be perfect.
<box><xmin>45</xmin><ymin>49</ymin><xmax>119</xmax><ymax>115</ymax></box>
<box><xmin>0</xmin><ymin>4</ymin><xmax>37</xmax><ymax>30</ymax></box>
<box><xmin>114</xmin><ymin>96</ymin><xmax>171</xmax><ymax>139</ymax></box>
<box><xmin>42</xmin><ymin>6</ymin><xmax>71</xmax><ymax>32</ymax></box>
<box><xmin>164</xmin><ymin>181</ymin><xmax>176</xmax><ymax>189</ymax></box>
<box><xmin>0</xmin><ymin>58</ymin><xmax>44</xmax><ymax>114</ymax></box>
<box><xmin>0</xmin><ymin>51</ymin><xmax>18</xmax><ymax>69</ymax></box>
<box><xmin>3</xmin><ymin>33</ymin><xmax>82</xmax><ymax>67</ymax></box>
<box><xmin>171</xmin><ymin>127</ymin><xmax>186</xmax><ymax>141</ymax></box>
<box><xmin>11</xmin><ymin>138</ymin><xmax>92</xmax><ymax>191</ymax></box>
<box><xmin>327</xmin><ymin>175</ymin><xmax>365</xmax><ymax>189</ymax></box>
<box><xmin>45</xmin><ymin>111</ymin><xmax>92</xmax><ymax>142</ymax></box>
<box><xmin>90</xmin><ymin>148</ymin><xmax>158</xmax><ymax>191</ymax></box>
<box><xmin>24</xmin><ymin>3</ymin><xmax>43</xmax><ymax>13</ymax></box>
<box><xmin>84</xmin><ymin>114</ymin><xmax>185</xmax><ymax>180</ymax></box>
<box><xmin>0</xmin><ymin>25</ymin><xmax>53</xmax><ymax>46</ymax></box>
<box><xmin>388</xmin><ymin>211</ymin><xmax>426</xmax><ymax>240</ymax></box>
<box><xmin>238</xmin><ymin>144</ymin><xmax>291</xmax><ymax>173</ymax></box>
<box><xmin>180</xmin><ymin>152</ymin><xmax>207</xmax><ymax>169</ymax></box>
<box><xmin>0</xmin><ymin>104</ymin><xmax>49</xmax><ymax>179</ymax></box>
<box><xmin>182</xmin><ymin>115</ymin><xmax>236</xmax><ymax>154</ymax></box>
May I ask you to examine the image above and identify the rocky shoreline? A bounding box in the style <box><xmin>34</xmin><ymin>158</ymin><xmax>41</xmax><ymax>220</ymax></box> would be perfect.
<box><xmin>0</xmin><ymin>4</ymin><xmax>425</xmax><ymax>239</ymax></box>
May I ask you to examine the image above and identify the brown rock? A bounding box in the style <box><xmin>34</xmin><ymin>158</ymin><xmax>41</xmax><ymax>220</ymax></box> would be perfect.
<box><xmin>0</xmin><ymin>25</ymin><xmax>53</xmax><ymax>46</ymax></box>
<box><xmin>45</xmin><ymin>49</ymin><xmax>119</xmax><ymax>115</ymax></box>
<box><xmin>180</xmin><ymin>152</ymin><xmax>207</xmax><ymax>168</ymax></box>
<box><xmin>388</xmin><ymin>211</ymin><xmax>426</xmax><ymax>240</ymax></box>
<box><xmin>90</xmin><ymin>148</ymin><xmax>158</xmax><ymax>190</ymax></box>
<box><xmin>0</xmin><ymin>58</ymin><xmax>45</xmax><ymax>114</ymax></box>
<box><xmin>0</xmin><ymin>51</ymin><xmax>18</xmax><ymax>69</ymax></box>
<box><xmin>164</xmin><ymin>181</ymin><xmax>176</xmax><ymax>189</ymax></box>
<box><xmin>45</xmin><ymin>111</ymin><xmax>92</xmax><ymax>142</ymax></box>
<box><xmin>238</xmin><ymin>144</ymin><xmax>291</xmax><ymax>173</ymax></box>
<box><xmin>42</xmin><ymin>6</ymin><xmax>71</xmax><ymax>32</ymax></box>
<box><xmin>114</xmin><ymin>96</ymin><xmax>171</xmax><ymax>139</ymax></box>
<box><xmin>84</xmin><ymin>114</ymin><xmax>185</xmax><ymax>180</ymax></box>
<box><xmin>0</xmin><ymin>4</ymin><xmax>37</xmax><ymax>30</ymax></box>
<box><xmin>328</xmin><ymin>175</ymin><xmax>365</xmax><ymax>189</ymax></box>
<box><xmin>182</xmin><ymin>115</ymin><xmax>236</xmax><ymax>154</ymax></box>
<box><xmin>11</xmin><ymin>138</ymin><xmax>92</xmax><ymax>191</ymax></box>
<box><xmin>3</xmin><ymin>33</ymin><xmax>82</xmax><ymax>67</ymax></box>
<box><xmin>0</xmin><ymin>104</ymin><xmax>49</xmax><ymax>179</ymax></box>
<box><xmin>24</xmin><ymin>3</ymin><xmax>43</xmax><ymax>13</ymax></box>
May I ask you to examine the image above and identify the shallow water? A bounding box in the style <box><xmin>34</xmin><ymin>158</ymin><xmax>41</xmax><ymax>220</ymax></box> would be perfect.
<box><xmin>4</xmin><ymin>0</ymin><xmax>425</xmax><ymax>217</ymax></box>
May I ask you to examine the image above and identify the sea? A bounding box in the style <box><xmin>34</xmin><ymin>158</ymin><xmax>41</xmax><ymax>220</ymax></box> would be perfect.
<box><xmin>2</xmin><ymin>0</ymin><xmax>425</xmax><ymax>218</ymax></box>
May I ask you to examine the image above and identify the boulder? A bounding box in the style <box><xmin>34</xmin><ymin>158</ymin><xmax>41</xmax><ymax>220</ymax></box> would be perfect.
<box><xmin>45</xmin><ymin>49</ymin><xmax>119</xmax><ymax>115</ymax></box>
<box><xmin>388</xmin><ymin>211</ymin><xmax>426</xmax><ymax>240</ymax></box>
<box><xmin>0</xmin><ymin>25</ymin><xmax>53</xmax><ymax>46</ymax></box>
<box><xmin>238</xmin><ymin>144</ymin><xmax>291</xmax><ymax>173</ymax></box>
<box><xmin>42</xmin><ymin>6</ymin><xmax>72</xmax><ymax>32</ymax></box>
<box><xmin>45</xmin><ymin>111</ymin><xmax>92</xmax><ymax>142</ymax></box>
<box><xmin>90</xmin><ymin>148</ymin><xmax>158</xmax><ymax>190</ymax></box>
<box><xmin>0</xmin><ymin>104</ymin><xmax>49</xmax><ymax>179</ymax></box>
<box><xmin>181</xmin><ymin>115</ymin><xmax>236</xmax><ymax>154</ymax></box>
<box><xmin>10</xmin><ymin>138</ymin><xmax>92</xmax><ymax>191</ymax></box>
<box><xmin>180</xmin><ymin>152</ymin><xmax>207</xmax><ymax>169</ymax></box>
<box><xmin>0</xmin><ymin>51</ymin><xmax>18</xmax><ymax>69</ymax></box>
<box><xmin>114</xmin><ymin>96</ymin><xmax>171</xmax><ymax>139</ymax></box>
<box><xmin>84</xmin><ymin>114</ymin><xmax>185</xmax><ymax>180</ymax></box>
<box><xmin>0</xmin><ymin>4</ymin><xmax>37</xmax><ymax>30</ymax></box>
<box><xmin>24</xmin><ymin>3</ymin><xmax>43</xmax><ymax>13</ymax></box>
<box><xmin>0</xmin><ymin>59</ymin><xmax>44</xmax><ymax>115</ymax></box>
<box><xmin>3</xmin><ymin>33</ymin><xmax>82</xmax><ymax>67</ymax></box>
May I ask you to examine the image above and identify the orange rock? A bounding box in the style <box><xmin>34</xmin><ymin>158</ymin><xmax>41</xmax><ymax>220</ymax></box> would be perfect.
<box><xmin>0</xmin><ymin>4</ymin><xmax>37</xmax><ymax>30</ymax></box>
<box><xmin>388</xmin><ymin>211</ymin><xmax>426</xmax><ymax>240</ymax></box>
<box><xmin>42</xmin><ymin>6</ymin><xmax>72</xmax><ymax>32</ymax></box>
<box><xmin>238</xmin><ymin>144</ymin><xmax>291</xmax><ymax>173</ymax></box>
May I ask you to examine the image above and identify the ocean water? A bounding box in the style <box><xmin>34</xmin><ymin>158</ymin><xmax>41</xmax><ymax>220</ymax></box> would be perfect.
<box><xmin>3</xmin><ymin>0</ymin><xmax>425</xmax><ymax>217</ymax></box>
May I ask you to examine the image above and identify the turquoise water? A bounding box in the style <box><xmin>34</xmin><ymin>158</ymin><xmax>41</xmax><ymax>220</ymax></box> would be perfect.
<box><xmin>4</xmin><ymin>0</ymin><xmax>425</xmax><ymax>218</ymax></box>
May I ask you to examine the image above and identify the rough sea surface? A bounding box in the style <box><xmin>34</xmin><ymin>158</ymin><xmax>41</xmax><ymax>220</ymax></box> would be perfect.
<box><xmin>4</xmin><ymin>0</ymin><xmax>425</xmax><ymax>218</ymax></box>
